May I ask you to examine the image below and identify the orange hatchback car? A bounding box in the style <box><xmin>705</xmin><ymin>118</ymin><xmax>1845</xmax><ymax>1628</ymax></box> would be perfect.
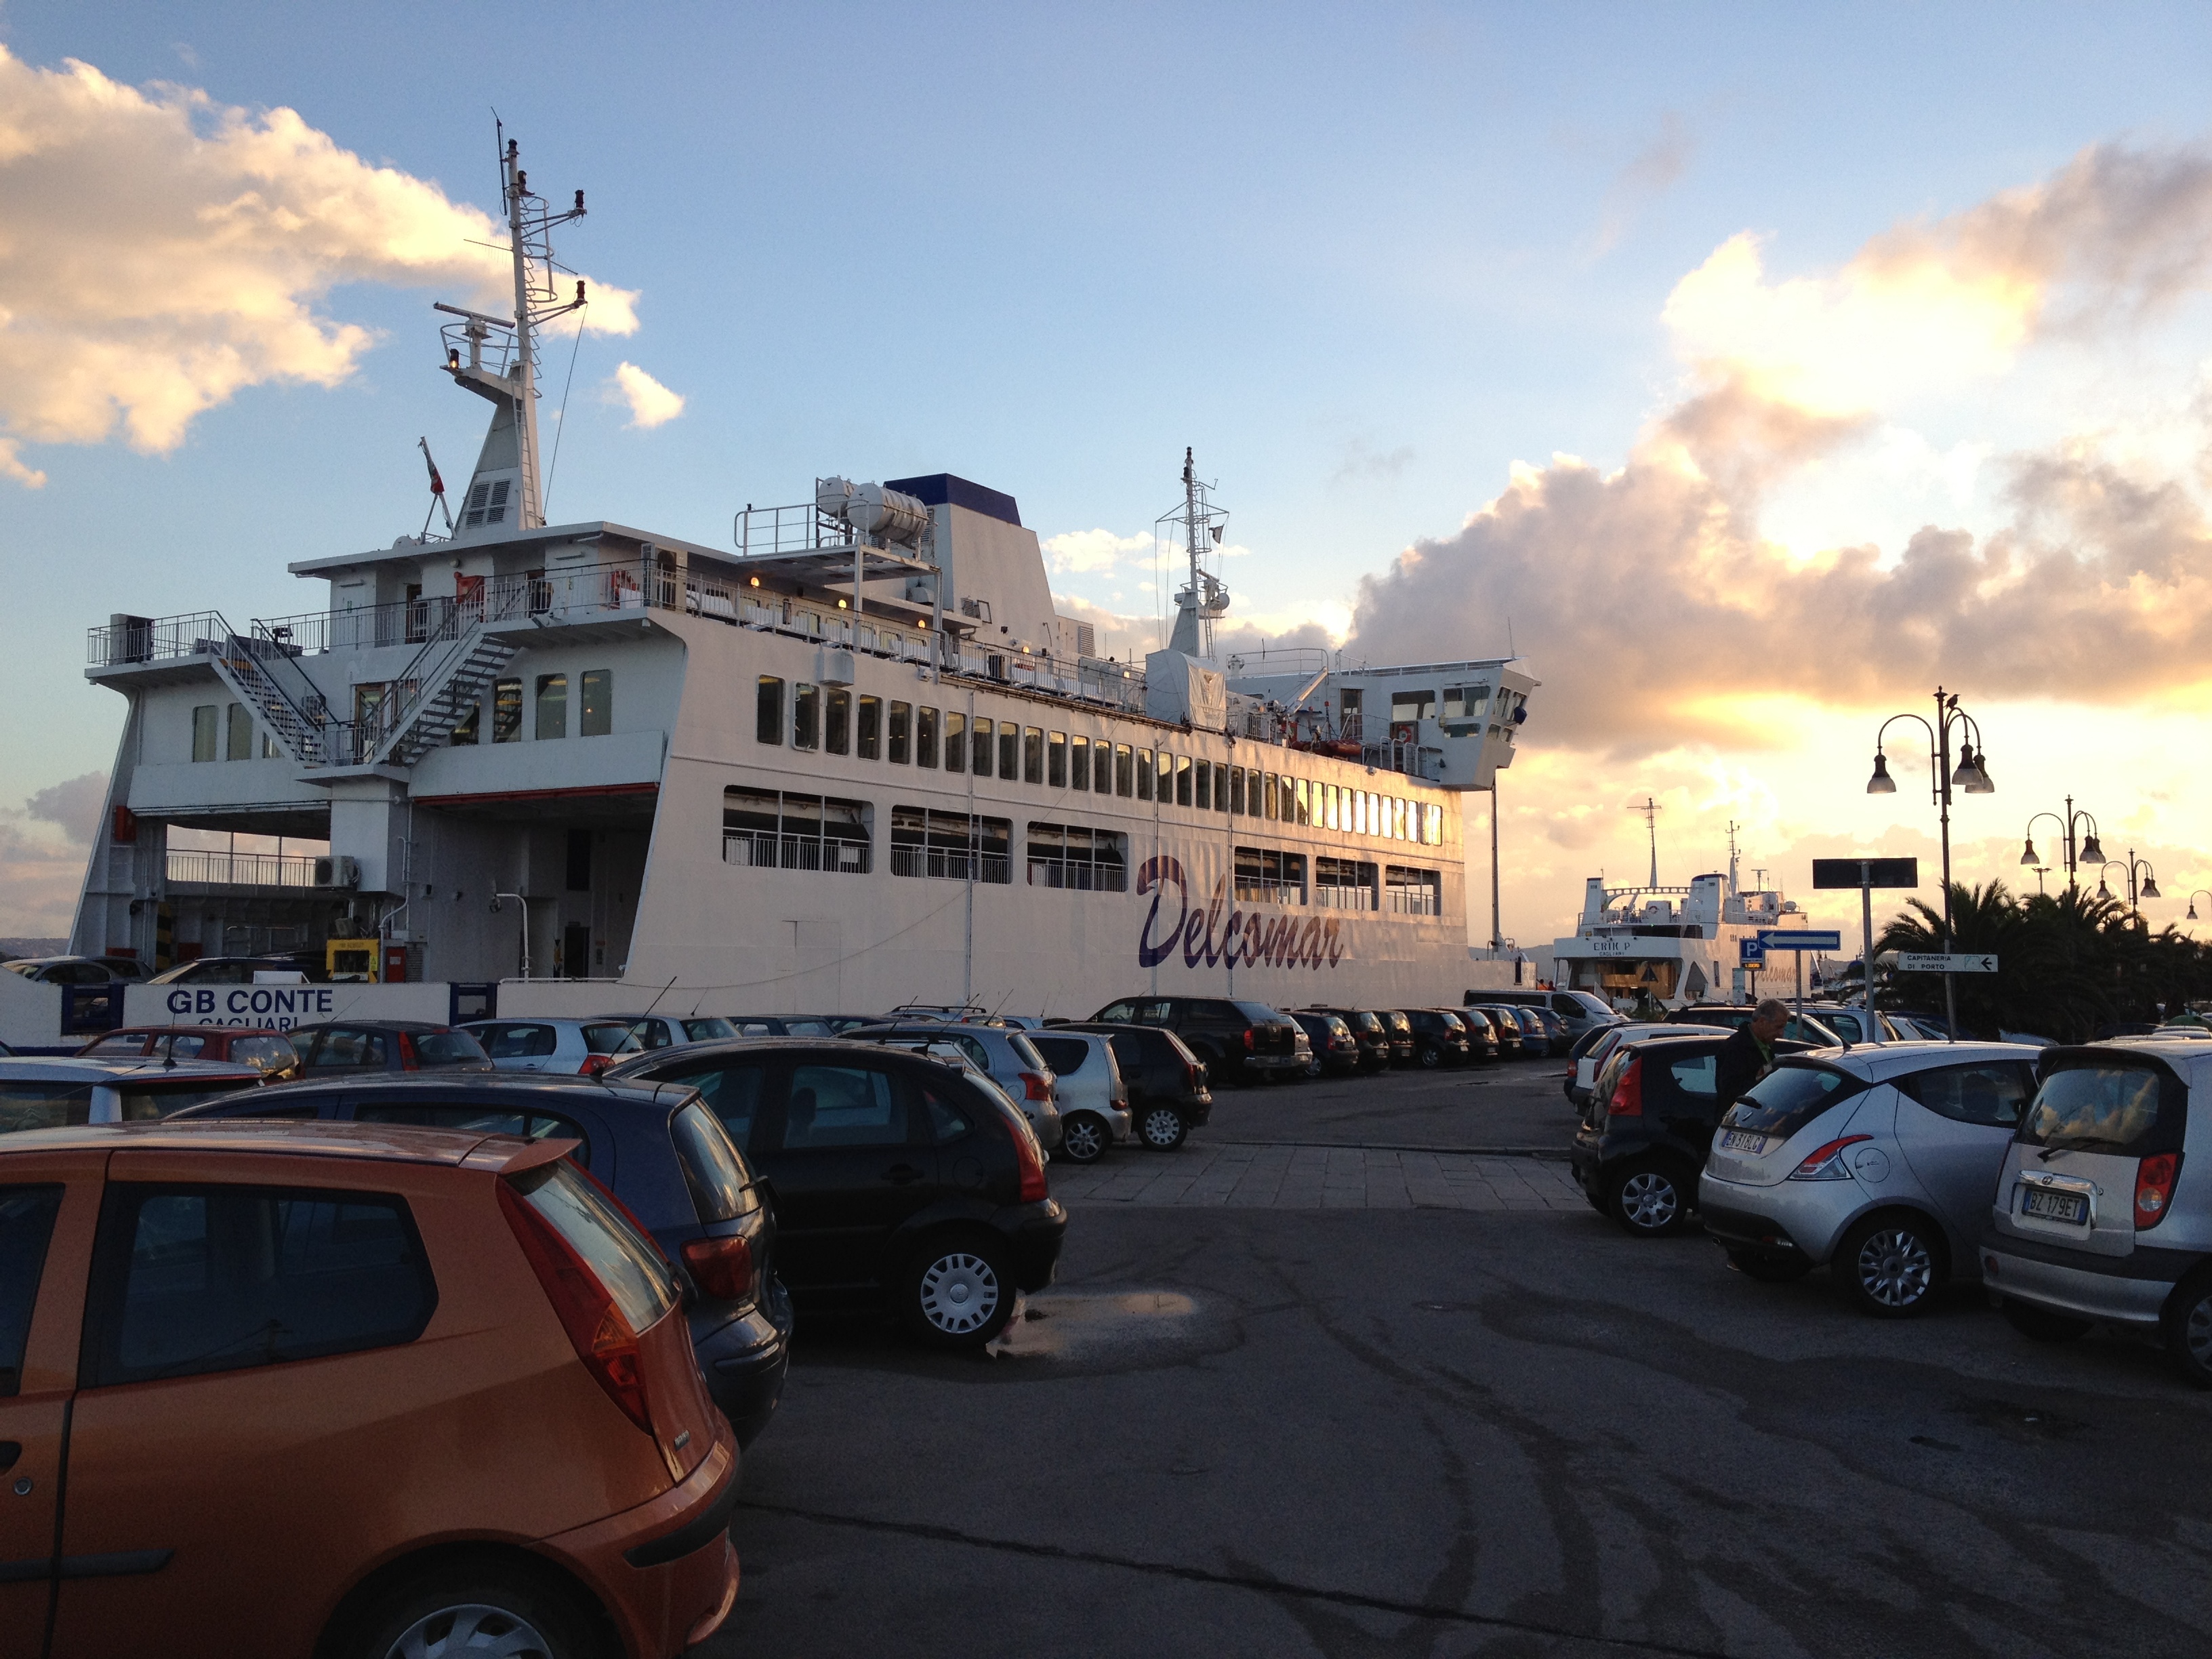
<box><xmin>0</xmin><ymin>1120</ymin><xmax>739</xmax><ymax>1659</ymax></box>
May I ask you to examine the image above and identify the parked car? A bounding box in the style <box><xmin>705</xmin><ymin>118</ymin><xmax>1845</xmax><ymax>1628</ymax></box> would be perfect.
<box><xmin>173</xmin><ymin>1072</ymin><xmax>792</xmax><ymax>1444</ymax></box>
<box><xmin>3</xmin><ymin>954</ymin><xmax>131</xmax><ymax>984</ymax></box>
<box><xmin>1305</xmin><ymin>1007</ymin><xmax>1393</xmax><ymax>1072</ymax></box>
<box><xmin>1567</xmin><ymin>1022</ymin><xmax>1729</xmax><ymax>1112</ymax></box>
<box><xmin>144</xmin><ymin>954</ymin><xmax>323</xmax><ymax>985</ymax></box>
<box><xmin>1980</xmin><ymin>1041</ymin><xmax>2212</xmax><ymax>1380</ymax></box>
<box><xmin>725</xmin><ymin>1014</ymin><xmax>875</xmax><ymax>1037</ymax></box>
<box><xmin>602</xmin><ymin>1038</ymin><xmax>1069</xmax><ymax>1347</ymax></box>
<box><xmin>1471</xmin><ymin>1004</ymin><xmax>1537</xmax><ymax>1059</ymax></box>
<box><xmin>459</xmin><ymin>1017</ymin><xmax>638</xmax><ymax>1076</ymax></box>
<box><xmin>1790</xmin><ymin>1002</ymin><xmax>1909</xmax><ymax>1044</ymax></box>
<box><xmin>836</xmin><ymin>1020</ymin><xmax>1065</xmax><ymax>1153</ymax></box>
<box><xmin>1700</xmin><ymin>1042</ymin><xmax>2041</xmax><ymax>1314</ymax></box>
<box><xmin>1463</xmin><ymin>1006</ymin><xmax>1521</xmax><ymax>1061</ymax></box>
<box><xmin>0</xmin><ymin>1056</ymin><xmax>270</xmax><ymax>1133</ymax></box>
<box><xmin>609</xmin><ymin>1012</ymin><xmax>741</xmax><ymax>1050</ymax></box>
<box><xmin>1087</xmin><ymin>996</ymin><xmax>1306</xmax><ymax>1085</ymax></box>
<box><xmin>1668</xmin><ymin>1004</ymin><xmax>1843</xmax><ymax>1046</ymax></box>
<box><xmin>1053</xmin><ymin>1022</ymin><xmax>1214</xmax><ymax>1150</ymax></box>
<box><xmin>1398</xmin><ymin>1008</ymin><xmax>1473</xmax><ymax>1068</ymax></box>
<box><xmin>1476</xmin><ymin>987</ymin><xmax>1621</xmax><ymax>1042</ymax></box>
<box><xmin>1497</xmin><ymin>1004</ymin><xmax>1555</xmax><ymax>1059</ymax></box>
<box><xmin>1376</xmin><ymin>1010</ymin><xmax>1416</xmax><ymax>1066</ymax></box>
<box><xmin>288</xmin><ymin>1020</ymin><xmax>493</xmax><ymax>1075</ymax></box>
<box><xmin>76</xmin><ymin>1024</ymin><xmax>301</xmax><ymax>1076</ymax></box>
<box><xmin>1290</xmin><ymin>1011</ymin><xmax>1363</xmax><ymax>1078</ymax></box>
<box><xmin>0</xmin><ymin>1118</ymin><xmax>739</xmax><ymax>1654</ymax></box>
<box><xmin>1024</xmin><ymin>1029</ymin><xmax>1133</xmax><ymax>1164</ymax></box>
<box><xmin>1574</xmin><ymin>1032</ymin><xmax>1811</xmax><ymax>1236</ymax></box>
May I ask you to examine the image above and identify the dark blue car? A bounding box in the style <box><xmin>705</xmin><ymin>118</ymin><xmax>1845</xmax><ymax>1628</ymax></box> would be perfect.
<box><xmin>172</xmin><ymin>1072</ymin><xmax>791</xmax><ymax>1447</ymax></box>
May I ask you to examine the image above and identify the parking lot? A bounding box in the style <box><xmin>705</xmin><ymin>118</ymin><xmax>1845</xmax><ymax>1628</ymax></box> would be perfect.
<box><xmin>713</xmin><ymin>1062</ymin><xmax>2212</xmax><ymax>1659</ymax></box>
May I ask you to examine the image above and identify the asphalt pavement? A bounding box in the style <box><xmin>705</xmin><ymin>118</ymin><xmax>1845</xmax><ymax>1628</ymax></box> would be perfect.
<box><xmin>708</xmin><ymin>1063</ymin><xmax>2212</xmax><ymax>1658</ymax></box>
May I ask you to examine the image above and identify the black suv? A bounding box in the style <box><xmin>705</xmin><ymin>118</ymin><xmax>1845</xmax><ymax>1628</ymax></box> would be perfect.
<box><xmin>1572</xmin><ymin>1032</ymin><xmax>1809</xmax><ymax>1237</ymax></box>
<box><xmin>1376</xmin><ymin>1010</ymin><xmax>1416</xmax><ymax>1066</ymax></box>
<box><xmin>1089</xmin><ymin>996</ymin><xmax>1305</xmax><ymax>1084</ymax></box>
<box><xmin>1304</xmin><ymin>1008</ymin><xmax>1392</xmax><ymax>1073</ymax></box>
<box><xmin>605</xmin><ymin>1038</ymin><xmax>1067</xmax><ymax>1347</ymax></box>
<box><xmin>172</xmin><ymin>1073</ymin><xmax>792</xmax><ymax>1443</ymax></box>
<box><xmin>1458</xmin><ymin>1007</ymin><xmax>1513</xmax><ymax>1062</ymax></box>
<box><xmin>1054</xmin><ymin>1022</ymin><xmax>1214</xmax><ymax>1150</ymax></box>
<box><xmin>1399</xmin><ymin>1008</ymin><xmax>1473</xmax><ymax>1067</ymax></box>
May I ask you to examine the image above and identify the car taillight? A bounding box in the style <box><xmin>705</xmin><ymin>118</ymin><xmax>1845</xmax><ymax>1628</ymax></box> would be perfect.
<box><xmin>579</xmin><ymin>1052</ymin><xmax>615</xmax><ymax>1076</ymax></box>
<box><xmin>2135</xmin><ymin>1152</ymin><xmax>2181</xmax><ymax>1229</ymax></box>
<box><xmin>1008</xmin><ymin>1112</ymin><xmax>1049</xmax><ymax>1202</ymax></box>
<box><xmin>1244</xmin><ymin>1029</ymin><xmax>1256</xmax><ymax>1051</ymax></box>
<box><xmin>496</xmin><ymin>1179</ymin><xmax>653</xmax><ymax>1433</ymax></box>
<box><xmin>1186</xmin><ymin>1063</ymin><xmax>1202</xmax><ymax>1091</ymax></box>
<box><xmin>1788</xmin><ymin>1134</ymin><xmax>1872</xmax><ymax>1182</ymax></box>
<box><xmin>1019</xmin><ymin>1070</ymin><xmax>1053</xmax><ymax>1102</ymax></box>
<box><xmin>1606</xmin><ymin>1057</ymin><xmax>1643</xmax><ymax>1117</ymax></box>
<box><xmin>681</xmin><ymin>1233</ymin><xmax>756</xmax><ymax>1303</ymax></box>
<box><xmin>396</xmin><ymin>1030</ymin><xmax>417</xmax><ymax>1069</ymax></box>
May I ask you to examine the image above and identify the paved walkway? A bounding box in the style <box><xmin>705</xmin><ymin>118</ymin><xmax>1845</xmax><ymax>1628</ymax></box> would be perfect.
<box><xmin>1052</xmin><ymin>1142</ymin><xmax>1586</xmax><ymax>1211</ymax></box>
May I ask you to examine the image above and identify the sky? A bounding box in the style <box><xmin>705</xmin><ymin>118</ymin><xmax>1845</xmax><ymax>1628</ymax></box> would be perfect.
<box><xmin>4</xmin><ymin>1</ymin><xmax>2212</xmax><ymax>954</ymax></box>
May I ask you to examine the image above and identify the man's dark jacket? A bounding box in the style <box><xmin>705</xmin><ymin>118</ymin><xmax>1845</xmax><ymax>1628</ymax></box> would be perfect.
<box><xmin>1716</xmin><ymin>1025</ymin><xmax>1770</xmax><ymax>1111</ymax></box>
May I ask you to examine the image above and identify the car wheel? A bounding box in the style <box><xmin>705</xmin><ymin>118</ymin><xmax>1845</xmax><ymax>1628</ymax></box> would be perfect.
<box><xmin>1138</xmin><ymin>1106</ymin><xmax>1189</xmax><ymax>1151</ymax></box>
<box><xmin>1059</xmin><ymin>1112</ymin><xmax>1108</xmax><ymax>1164</ymax></box>
<box><xmin>346</xmin><ymin>1565</ymin><xmax>609</xmax><ymax>1659</ymax></box>
<box><xmin>1605</xmin><ymin>1160</ymin><xmax>1690</xmax><ymax>1237</ymax></box>
<box><xmin>1835</xmin><ymin>1212</ymin><xmax>1942</xmax><ymax>1317</ymax></box>
<box><xmin>901</xmin><ymin>1233</ymin><xmax>1015</xmax><ymax>1349</ymax></box>
<box><xmin>2163</xmin><ymin>1275</ymin><xmax>2212</xmax><ymax>1386</ymax></box>
<box><xmin>2004</xmin><ymin>1298</ymin><xmax>2092</xmax><ymax>1344</ymax></box>
<box><xmin>1725</xmin><ymin>1248</ymin><xmax>1811</xmax><ymax>1284</ymax></box>
<box><xmin>1416</xmin><ymin>1043</ymin><xmax>1441</xmax><ymax>1069</ymax></box>
<box><xmin>1305</xmin><ymin>1052</ymin><xmax>1324</xmax><ymax>1078</ymax></box>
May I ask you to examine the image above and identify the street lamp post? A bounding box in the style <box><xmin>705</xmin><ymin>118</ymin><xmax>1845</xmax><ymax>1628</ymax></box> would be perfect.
<box><xmin>2096</xmin><ymin>854</ymin><xmax>2161</xmax><ymax>918</ymax></box>
<box><xmin>1868</xmin><ymin>685</ymin><xmax>1994</xmax><ymax>1038</ymax></box>
<box><xmin>2186</xmin><ymin>890</ymin><xmax>2212</xmax><ymax>924</ymax></box>
<box><xmin>2020</xmin><ymin>797</ymin><xmax>2104</xmax><ymax>894</ymax></box>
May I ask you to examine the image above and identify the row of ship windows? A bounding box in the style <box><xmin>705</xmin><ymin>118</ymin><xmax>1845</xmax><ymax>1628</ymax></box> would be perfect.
<box><xmin>188</xmin><ymin>703</ymin><xmax>281</xmax><ymax>762</ymax></box>
<box><xmin>451</xmin><ymin>671</ymin><xmax>614</xmax><ymax>743</ymax></box>
<box><xmin>720</xmin><ymin>787</ymin><xmax>1444</xmax><ymax>915</ymax></box>
<box><xmin>754</xmin><ymin>676</ymin><xmax>1446</xmax><ymax>846</ymax></box>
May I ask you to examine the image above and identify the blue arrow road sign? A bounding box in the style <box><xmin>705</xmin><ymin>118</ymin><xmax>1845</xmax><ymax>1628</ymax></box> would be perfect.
<box><xmin>1757</xmin><ymin>930</ymin><xmax>1842</xmax><ymax>951</ymax></box>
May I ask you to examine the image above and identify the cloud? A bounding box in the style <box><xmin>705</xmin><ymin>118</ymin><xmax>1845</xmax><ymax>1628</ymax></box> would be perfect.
<box><xmin>1044</xmin><ymin>527</ymin><xmax>1155</xmax><ymax>575</ymax></box>
<box><xmin>0</xmin><ymin>771</ymin><xmax>104</xmax><ymax>935</ymax></box>
<box><xmin>607</xmin><ymin>361</ymin><xmax>684</xmax><ymax>429</ymax></box>
<box><xmin>0</xmin><ymin>47</ymin><xmax>641</xmax><ymax>482</ymax></box>
<box><xmin>1592</xmin><ymin>111</ymin><xmax>1695</xmax><ymax>255</ymax></box>
<box><xmin>1331</xmin><ymin>439</ymin><xmax>1416</xmax><ymax>485</ymax></box>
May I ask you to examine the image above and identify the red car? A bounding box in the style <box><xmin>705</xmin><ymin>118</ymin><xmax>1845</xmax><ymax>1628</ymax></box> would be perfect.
<box><xmin>77</xmin><ymin>1025</ymin><xmax>301</xmax><ymax>1078</ymax></box>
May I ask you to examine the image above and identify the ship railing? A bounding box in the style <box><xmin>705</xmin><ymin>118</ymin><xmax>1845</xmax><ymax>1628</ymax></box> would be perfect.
<box><xmin>735</xmin><ymin>500</ymin><xmax>850</xmax><ymax>558</ymax></box>
<box><xmin>1385</xmin><ymin>887</ymin><xmax>1443</xmax><ymax>917</ymax></box>
<box><xmin>722</xmin><ymin>830</ymin><xmax>872</xmax><ymax>875</ymax></box>
<box><xmin>889</xmin><ymin>846</ymin><xmax>1012</xmax><ymax>884</ymax></box>
<box><xmin>1233</xmin><ymin>878</ymin><xmax>1306</xmax><ymax>907</ymax></box>
<box><xmin>1313</xmin><ymin>883</ymin><xmax>1377</xmax><ymax>912</ymax></box>
<box><xmin>165</xmin><ymin>850</ymin><xmax>321</xmax><ymax>888</ymax></box>
<box><xmin>88</xmin><ymin>611</ymin><xmax>241</xmax><ymax>667</ymax></box>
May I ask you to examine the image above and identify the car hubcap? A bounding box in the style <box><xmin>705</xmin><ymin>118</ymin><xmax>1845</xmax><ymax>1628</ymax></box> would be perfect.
<box><xmin>1065</xmin><ymin>1118</ymin><xmax>1103</xmax><ymax>1160</ymax></box>
<box><xmin>1142</xmin><ymin>1109</ymin><xmax>1183</xmax><ymax>1147</ymax></box>
<box><xmin>386</xmin><ymin>1604</ymin><xmax>551</xmax><ymax>1659</ymax></box>
<box><xmin>2185</xmin><ymin>1296</ymin><xmax>2212</xmax><ymax>1366</ymax></box>
<box><xmin>918</xmin><ymin>1252</ymin><xmax>1001</xmax><ymax>1334</ymax></box>
<box><xmin>1858</xmin><ymin>1229</ymin><xmax>1933</xmax><ymax>1307</ymax></box>
<box><xmin>1619</xmin><ymin>1172</ymin><xmax>1677</xmax><ymax>1229</ymax></box>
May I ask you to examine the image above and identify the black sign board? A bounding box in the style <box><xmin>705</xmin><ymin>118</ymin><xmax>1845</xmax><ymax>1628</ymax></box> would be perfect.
<box><xmin>1812</xmin><ymin>857</ymin><xmax>1919</xmax><ymax>890</ymax></box>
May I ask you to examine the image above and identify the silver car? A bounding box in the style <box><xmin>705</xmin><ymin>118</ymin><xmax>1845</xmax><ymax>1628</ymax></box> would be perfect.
<box><xmin>1982</xmin><ymin>1038</ymin><xmax>2212</xmax><ymax>1381</ymax></box>
<box><xmin>1025</xmin><ymin>1029</ymin><xmax>1132</xmax><ymax>1164</ymax></box>
<box><xmin>459</xmin><ymin>1017</ymin><xmax>644</xmax><ymax>1076</ymax></box>
<box><xmin>1568</xmin><ymin>1022</ymin><xmax>1727</xmax><ymax>1110</ymax></box>
<box><xmin>605</xmin><ymin>1012</ymin><xmax>739</xmax><ymax>1051</ymax></box>
<box><xmin>1700</xmin><ymin>1040</ymin><xmax>2040</xmax><ymax>1316</ymax></box>
<box><xmin>0</xmin><ymin>1057</ymin><xmax>266</xmax><ymax>1133</ymax></box>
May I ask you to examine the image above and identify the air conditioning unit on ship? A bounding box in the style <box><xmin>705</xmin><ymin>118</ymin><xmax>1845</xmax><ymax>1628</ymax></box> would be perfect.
<box><xmin>313</xmin><ymin>855</ymin><xmax>361</xmax><ymax>889</ymax></box>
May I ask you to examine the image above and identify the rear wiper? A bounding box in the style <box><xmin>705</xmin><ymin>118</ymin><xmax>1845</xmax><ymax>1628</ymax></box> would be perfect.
<box><xmin>2036</xmin><ymin>1134</ymin><xmax>2123</xmax><ymax>1161</ymax></box>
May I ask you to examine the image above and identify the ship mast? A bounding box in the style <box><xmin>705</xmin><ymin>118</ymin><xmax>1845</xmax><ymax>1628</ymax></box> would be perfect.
<box><xmin>1159</xmin><ymin>447</ymin><xmax>1232</xmax><ymax>659</ymax></box>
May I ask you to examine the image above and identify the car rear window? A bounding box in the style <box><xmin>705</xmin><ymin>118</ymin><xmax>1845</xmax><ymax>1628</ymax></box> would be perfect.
<box><xmin>115</xmin><ymin>1080</ymin><xmax>258</xmax><ymax>1120</ymax></box>
<box><xmin>85</xmin><ymin>1183</ymin><xmax>438</xmax><ymax>1387</ymax></box>
<box><xmin>582</xmin><ymin>1024</ymin><xmax>642</xmax><ymax>1057</ymax></box>
<box><xmin>230</xmin><ymin>1035</ymin><xmax>297</xmax><ymax>1072</ymax></box>
<box><xmin>1</xmin><ymin>1185</ymin><xmax>64</xmax><ymax>1396</ymax></box>
<box><xmin>1031</xmin><ymin>1036</ymin><xmax>1092</xmax><ymax>1075</ymax></box>
<box><xmin>413</xmin><ymin>1030</ymin><xmax>490</xmax><ymax>1068</ymax></box>
<box><xmin>0</xmin><ymin>1082</ymin><xmax>94</xmax><ymax>1132</ymax></box>
<box><xmin>682</xmin><ymin>1018</ymin><xmax>737</xmax><ymax>1042</ymax></box>
<box><xmin>1006</xmin><ymin>1032</ymin><xmax>1048</xmax><ymax>1071</ymax></box>
<box><xmin>1721</xmin><ymin>1063</ymin><xmax>1866</xmax><ymax>1136</ymax></box>
<box><xmin>508</xmin><ymin>1160</ymin><xmax>679</xmax><ymax>1334</ymax></box>
<box><xmin>83</xmin><ymin>1033</ymin><xmax>148</xmax><ymax>1056</ymax></box>
<box><xmin>355</xmin><ymin>1103</ymin><xmax>592</xmax><ymax>1168</ymax></box>
<box><xmin>670</xmin><ymin>1100</ymin><xmax>756</xmax><ymax>1223</ymax></box>
<box><xmin>470</xmin><ymin>1023</ymin><xmax>556</xmax><ymax>1059</ymax></box>
<box><xmin>2021</xmin><ymin>1061</ymin><xmax>2181</xmax><ymax>1154</ymax></box>
<box><xmin>1231</xmin><ymin>1002</ymin><xmax>1284</xmax><ymax>1024</ymax></box>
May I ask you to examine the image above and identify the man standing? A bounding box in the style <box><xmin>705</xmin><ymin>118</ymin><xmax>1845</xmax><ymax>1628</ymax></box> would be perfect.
<box><xmin>1718</xmin><ymin>998</ymin><xmax>1789</xmax><ymax>1110</ymax></box>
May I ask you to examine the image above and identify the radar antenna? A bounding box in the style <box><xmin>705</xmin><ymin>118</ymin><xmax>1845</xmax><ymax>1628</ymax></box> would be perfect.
<box><xmin>1156</xmin><ymin>447</ymin><xmax>1231</xmax><ymax>659</ymax></box>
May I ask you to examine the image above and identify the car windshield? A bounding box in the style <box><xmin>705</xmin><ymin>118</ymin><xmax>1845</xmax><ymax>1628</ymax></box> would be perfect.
<box><xmin>509</xmin><ymin>1160</ymin><xmax>680</xmax><ymax>1332</ymax></box>
<box><xmin>1721</xmin><ymin>1063</ymin><xmax>1864</xmax><ymax>1136</ymax></box>
<box><xmin>412</xmin><ymin>1030</ymin><xmax>490</xmax><ymax>1067</ymax></box>
<box><xmin>2022</xmin><ymin>1063</ymin><xmax>2170</xmax><ymax>1153</ymax></box>
<box><xmin>682</xmin><ymin>1018</ymin><xmax>737</xmax><ymax>1041</ymax></box>
<box><xmin>1232</xmin><ymin>1002</ymin><xmax>1284</xmax><ymax>1024</ymax></box>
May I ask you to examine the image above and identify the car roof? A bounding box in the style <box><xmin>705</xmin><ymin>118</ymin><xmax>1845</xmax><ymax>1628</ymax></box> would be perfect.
<box><xmin>0</xmin><ymin>1056</ymin><xmax>264</xmax><ymax>1081</ymax></box>
<box><xmin>295</xmin><ymin>1019</ymin><xmax>455</xmax><ymax>1033</ymax></box>
<box><xmin>0</xmin><ymin>1117</ymin><xmax>573</xmax><ymax>1170</ymax></box>
<box><xmin>251</xmin><ymin>1071</ymin><xmax>684</xmax><ymax>1108</ymax></box>
<box><xmin>98</xmin><ymin>1025</ymin><xmax>292</xmax><ymax>1040</ymax></box>
<box><xmin>1797</xmin><ymin>1040</ymin><xmax>2045</xmax><ymax>1080</ymax></box>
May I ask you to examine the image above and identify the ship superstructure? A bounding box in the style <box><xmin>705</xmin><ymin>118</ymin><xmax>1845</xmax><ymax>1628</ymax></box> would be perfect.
<box><xmin>68</xmin><ymin>140</ymin><xmax>1538</xmax><ymax>1015</ymax></box>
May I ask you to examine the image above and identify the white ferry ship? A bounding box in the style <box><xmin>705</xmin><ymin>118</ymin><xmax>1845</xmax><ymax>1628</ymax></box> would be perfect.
<box><xmin>1547</xmin><ymin>845</ymin><xmax>1805</xmax><ymax>1011</ymax></box>
<box><xmin>66</xmin><ymin>140</ymin><xmax>1536</xmax><ymax>1019</ymax></box>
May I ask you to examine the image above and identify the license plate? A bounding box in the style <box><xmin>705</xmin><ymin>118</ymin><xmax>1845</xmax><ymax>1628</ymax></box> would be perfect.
<box><xmin>1718</xmin><ymin>1128</ymin><xmax>1770</xmax><ymax>1155</ymax></box>
<box><xmin>2021</xmin><ymin>1187</ymin><xmax>2088</xmax><ymax>1224</ymax></box>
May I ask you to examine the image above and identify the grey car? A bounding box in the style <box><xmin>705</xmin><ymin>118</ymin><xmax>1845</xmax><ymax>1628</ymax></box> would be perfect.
<box><xmin>1700</xmin><ymin>1040</ymin><xmax>2041</xmax><ymax>1316</ymax></box>
<box><xmin>1982</xmin><ymin>1038</ymin><xmax>2212</xmax><ymax>1382</ymax></box>
<box><xmin>605</xmin><ymin>1012</ymin><xmax>741</xmax><ymax>1050</ymax></box>
<box><xmin>1025</xmin><ymin>1029</ymin><xmax>1132</xmax><ymax>1164</ymax></box>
